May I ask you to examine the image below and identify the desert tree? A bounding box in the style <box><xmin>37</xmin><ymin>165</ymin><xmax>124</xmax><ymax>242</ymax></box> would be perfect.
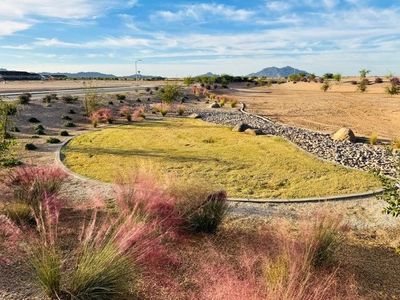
<box><xmin>82</xmin><ymin>82</ymin><xmax>100</xmax><ymax>116</ymax></box>
<box><xmin>0</xmin><ymin>99</ymin><xmax>17</xmax><ymax>142</ymax></box>
<box><xmin>358</xmin><ymin>69</ymin><xmax>370</xmax><ymax>93</ymax></box>
<box><xmin>157</xmin><ymin>83</ymin><xmax>183</xmax><ymax>104</ymax></box>
<box><xmin>333</xmin><ymin>73</ymin><xmax>342</xmax><ymax>82</ymax></box>
<box><xmin>385</xmin><ymin>77</ymin><xmax>400</xmax><ymax>96</ymax></box>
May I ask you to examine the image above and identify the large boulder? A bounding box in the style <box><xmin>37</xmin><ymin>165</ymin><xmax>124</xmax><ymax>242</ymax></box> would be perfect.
<box><xmin>232</xmin><ymin>123</ymin><xmax>250</xmax><ymax>132</ymax></box>
<box><xmin>244</xmin><ymin>128</ymin><xmax>263</xmax><ymax>136</ymax></box>
<box><xmin>332</xmin><ymin>128</ymin><xmax>356</xmax><ymax>142</ymax></box>
<box><xmin>210</xmin><ymin>101</ymin><xmax>220</xmax><ymax>108</ymax></box>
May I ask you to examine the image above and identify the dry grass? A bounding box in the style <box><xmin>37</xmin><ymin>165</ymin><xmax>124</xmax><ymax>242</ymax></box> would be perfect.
<box><xmin>63</xmin><ymin>118</ymin><xmax>380</xmax><ymax>199</ymax></box>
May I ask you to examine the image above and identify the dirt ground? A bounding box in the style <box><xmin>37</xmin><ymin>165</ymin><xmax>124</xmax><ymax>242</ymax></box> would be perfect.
<box><xmin>218</xmin><ymin>79</ymin><xmax>400</xmax><ymax>140</ymax></box>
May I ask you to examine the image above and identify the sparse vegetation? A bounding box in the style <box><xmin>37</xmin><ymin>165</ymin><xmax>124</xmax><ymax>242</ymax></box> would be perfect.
<box><xmin>321</xmin><ymin>81</ymin><xmax>331</xmax><ymax>92</ymax></box>
<box><xmin>369</xmin><ymin>133</ymin><xmax>378</xmax><ymax>145</ymax></box>
<box><xmin>47</xmin><ymin>137</ymin><xmax>61</xmax><ymax>144</ymax></box>
<box><xmin>25</xmin><ymin>143</ymin><xmax>37</xmax><ymax>150</ymax></box>
<box><xmin>83</xmin><ymin>83</ymin><xmax>100</xmax><ymax>116</ymax></box>
<box><xmin>61</xmin><ymin>95</ymin><xmax>79</xmax><ymax>103</ymax></box>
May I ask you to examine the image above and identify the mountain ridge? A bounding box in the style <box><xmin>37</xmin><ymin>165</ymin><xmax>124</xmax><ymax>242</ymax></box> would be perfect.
<box><xmin>248</xmin><ymin>66</ymin><xmax>308</xmax><ymax>77</ymax></box>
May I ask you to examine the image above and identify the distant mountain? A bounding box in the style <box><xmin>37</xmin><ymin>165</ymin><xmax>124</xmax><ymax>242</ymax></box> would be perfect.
<box><xmin>196</xmin><ymin>72</ymin><xmax>219</xmax><ymax>77</ymax></box>
<box><xmin>40</xmin><ymin>72</ymin><xmax>117</xmax><ymax>79</ymax></box>
<box><xmin>0</xmin><ymin>68</ymin><xmax>7</xmax><ymax>71</ymax></box>
<box><xmin>124</xmin><ymin>74</ymin><xmax>165</xmax><ymax>80</ymax></box>
<box><xmin>248</xmin><ymin>66</ymin><xmax>308</xmax><ymax>78</ymax></box>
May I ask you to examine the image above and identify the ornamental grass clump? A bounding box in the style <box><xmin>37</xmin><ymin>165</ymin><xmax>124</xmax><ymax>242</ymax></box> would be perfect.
<box><xmin>153</xmin><ymin>103</ymin><xmax>170</xmax><ymax>117</ymax></box>
<box><xmin>119</xmin><ymin>105</ymin><xmax>133</xmax><ymax>122</ymax></box>
<box><xmin>132</xmin><ymin>107</ymin><xmax>145</xmax><ymax>121</ymax></box>
<box><xmin>90</xmin><ymin>108</ymin><xmax>114</xmax><ymax>126</ymax></box>
<box><xmin>2</xmin><ymin>165</ymin><xmax>68</xmax><ymax>212</ymax></box>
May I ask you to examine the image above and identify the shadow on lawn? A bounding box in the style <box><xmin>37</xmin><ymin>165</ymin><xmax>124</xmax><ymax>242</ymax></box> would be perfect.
<box><xmin>64</xmin><ymin>145</ymin><xmax>227</xmax><ymax>164</ymax></box>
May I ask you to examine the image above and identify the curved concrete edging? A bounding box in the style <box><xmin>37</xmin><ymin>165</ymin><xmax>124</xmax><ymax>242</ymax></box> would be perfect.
<box><xmin>54</xmin><ymin>122</ymin><xmax>385</xmax><ymax>204</ymax></box>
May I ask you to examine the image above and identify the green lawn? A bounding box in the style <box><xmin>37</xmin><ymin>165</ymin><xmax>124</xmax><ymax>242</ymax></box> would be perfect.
<box><xmin>63</xmin><ymin>118</ymin><xmax>381</xmax><ymax>199</ymax></box>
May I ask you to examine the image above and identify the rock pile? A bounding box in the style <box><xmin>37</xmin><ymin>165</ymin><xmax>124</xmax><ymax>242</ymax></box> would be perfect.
<box><xmin>193</xmin><ymin>108</ymin><xmax>399</xmax><ymax>178</ymax></box>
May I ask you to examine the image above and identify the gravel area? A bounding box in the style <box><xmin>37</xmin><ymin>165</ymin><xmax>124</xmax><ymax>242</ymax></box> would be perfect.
<box><xmin>194</xmin><ymin>106</ymin><xmax>399</xmax><ymax>178</ymax></box>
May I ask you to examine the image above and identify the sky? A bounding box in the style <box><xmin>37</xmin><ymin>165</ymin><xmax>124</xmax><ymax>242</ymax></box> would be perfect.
<box><xmin>0</xmin><ymin>0</ymin><xmax>399</xmax><ymax>77</ymax></box>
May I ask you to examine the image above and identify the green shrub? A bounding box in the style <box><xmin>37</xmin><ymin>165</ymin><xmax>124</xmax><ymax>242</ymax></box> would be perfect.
<box><xmin>28</xmin><ymin>117</ymin><xmax>41</xmax><ymax>123</ymax></box>
<box><xmin>358</xmin><ymin>78</ymin><xmax>369</xmax><ymax>93</ymax></box>
<box><xmin>34</xmin><ymin>125</ymin><xmax>45</xmax><ymax>135</ymax></box>
<box><xmin>42</xmin><ymin>94</ymin><xmax>58</xmax><ymax>104</ymax></box>
<box><xmin>116</xmin><ymin>94</ymin><xmax>126</xmax><ymax>101</ymax></box>
<box><xmin>332</xmin><ymin>73</ymin><xmax>341</xmax><ymax>82</ymax></box>
<box><xmin>18</xmin><ymin>93</ymin><xmax>32</xmax><ymax>104</ymax></box>
<box><xmin>47</xmin><ymin>138</ymin><xmax>61</xmax><ymax>144</ymax></box>
<box><xmin>230</xmin><ymin>99</ymin><xmax>238</xmax><ymax>108</ymax></box>
<box><xmin>60</xmin><ymin>131</ymin><xmax>69</xmax><ymax>137</ymax></box>
<box><xmin>25</xmin><ymin>143</ymin><xmax>37</xmax><ymax>151</ymax></box>
<box><xmin>2</xmin><ymin>202</ymin><xmax>35</xmax><ymax>225</ymax></box>
<box><xmin>64</xmin><ymin>122</ymin><xmax>76</xmax><ymax>128</ymax></box>
<box><xmin>392</xmin><ymin>138</ymin><xmax>400</xmax><ymax>150</ymax></box>
<box><xmin>61</xmin><ymin>95</ymin><xmax>78</xmax><ymax>103</ymax></box>
<box><xmin>69</xmin><ymin>243</ymin><xmax>133</xmax><ymax>300</ymax></box>
<box><xmin>186</xmin><ymin>191</ymin><xmax>228</xmax><ymax>233</ymax></box>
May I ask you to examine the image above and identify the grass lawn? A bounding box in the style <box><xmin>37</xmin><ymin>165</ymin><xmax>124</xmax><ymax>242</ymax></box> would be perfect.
<box><xmin>63</xmin><ymin>118</ymin><xmax>381</xmax><ymax>199</ymax></box>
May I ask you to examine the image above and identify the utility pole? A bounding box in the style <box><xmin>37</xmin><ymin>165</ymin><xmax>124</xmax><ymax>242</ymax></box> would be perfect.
<box><xmin>135</xmin><ymin>59</ymin><xmax>142</xmax><ymax>82</ymax></box>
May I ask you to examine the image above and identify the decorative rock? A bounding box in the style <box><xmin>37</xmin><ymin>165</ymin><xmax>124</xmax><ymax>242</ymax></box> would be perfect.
<box><xmin>332</xmin><ymin>128</ymin><xmax>356</xmax><ymax>142</ymax></box>
<box><xmin>244</xmin><ymin>128</ymin><xmax>263</xmax><ymax>136</ymax></box>
<box><xmin>188</xmin><ymin>113</ymin><xmax>201</xmax><ymax>119</ymax></box>
<box><xmin>210</xmin><ymin>101</ymin><xmax>220</xmax><ymax>109</ymax></box>
<box><xmin>232</xmin><ymin>123</ymin><xmax>250</xmax><ymax>132</ymax></box>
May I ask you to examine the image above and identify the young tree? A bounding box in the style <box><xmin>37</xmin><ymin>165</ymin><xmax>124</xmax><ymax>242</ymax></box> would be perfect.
<box><xmin>359</xmin><ymin>69</ymin><xmax>370</xmax><ymax>79</ymax></box>
<box><xmin>0</xmin><ymin>99</ymin><xmax>17</xmax><ymax>142</ymax></box>
<box><xmin>157</xmin><ymin>84</ymin><xmax>182</xmax><ymax>104</ymax></box>
<box><xmin>386</xmin><ymin>77</ymin><xmax>400</xmax><ymax>96</ymax></box>
<box><xmin>321</xmin><ymin>81</ymin><xmax>331</xmax><ymax>92</ymax></box>
<box><xmin>333</xmin><ymin>73</ymin><xmax>342</xmax><ymax>82</ymax></box>
<box><xmin>82</xmin><ymin>82</ymin><xmax>100</xmax><ymax>116</ymax></box>
<box><xmin>358</xmin><ymin>69</ymin><xmax>370</xmax><ymax>93</ymax></box>
<box><xmin>183</xmin><ymin>76</ymin><xmax>195</xmax><ymax>86</ymax></box>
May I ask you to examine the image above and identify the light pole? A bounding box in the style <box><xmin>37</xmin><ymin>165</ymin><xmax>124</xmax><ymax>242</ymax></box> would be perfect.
<box><xmin>135</xmin><ymin>59</ymin><xmax>142</xmax><ymax>82</ymax></box>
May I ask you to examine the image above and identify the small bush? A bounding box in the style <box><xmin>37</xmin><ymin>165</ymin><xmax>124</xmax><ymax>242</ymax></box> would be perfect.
<box><xmin>61</xmin><ymin>95</ymin><xmax>78</xmax><ymax>103</ymax></box>
<box><xmin>321</xmin><ymin>81</ymin><xmax>331</xmax><ymax>92</ymax></box>
<box><xmin>28</xmin><ymin>117</ymin><xmax>41</xmax><ymax>123</ymax></box>
<box><xmin>185</xmin><ymin>191</ymin><xmax>228</xmax><ymax>233</ymax></box>
<box><xmin>119</xmin><ymin>106</ymin><xmax>133</xmax><ymax>122</ymax></box>
<box><xmin>2</xmin><ymin>202</ymin><xmax>35</xmax><ymax>226</ymax></box>
<box><xmin>392</xmin><ymin>138</ymin><xmax>400</xmax><ymax>150</ymax></box>
<box><xmin>157</xmin><ymin>84</ymin><xmax>182</xmax><ymax>104</ymax></box>
<box><xmin>108</xmin><ymin>101</ymin><xmax>114</xmax><ymax>105</ymax></box>
<box><xmin>69</xmin><ymin>243</ymin><xmax>133</xmax><ymax>300</ymax></box>
<box><xmin>177</xmin><ymin>105</ymin><xmax>184</xmax><ymax>116</ymax></box>
<box><xmin>18</xmin><ymin>93</ymin><xmax>32</xmax><ymax>104</ymax></box>
<box><xmin>374</xmin><ymin>77</ymin><xmax>383</xmax><ymax>84</ymax></box>
<box><xmin>47</xmin><ymin>138</ymin><xmax>61</xmax><ymax>144</ymax></box>
<box><xmin>42</xmin><ymin>94</ymin><xmax>58</xmax><ymax>104</ymax></box>
<box><xmin>116</xmin><ymin>94</ymin><xmax>126</xmax><ymax>101</ymax></box>
<box><xmin>90</xmin><ymin>108</ymin><xmax>114</xmax><ymax>124</ymax></box>
<box><xmin>153</xmin><ymin>103</ymin><xmax>170</xmax><ymax>117</ymax></box>
<box><xmin>64</xmin><ymin>122</ymin><xmax>76</xmax><ymax>128</ymax></box>
<box><xmin>145</xmin><ymin>87</ymin><xmax>151</xmax><ymax>92</ymax></box>
<box><xmin>25</xmin><ymin>143</ymin><xmax>37</xmax><ymax>151</ymax></box>
<box><xmin>60</xmin><ymin>131</ymin><xmax>69</xmax><ymax>137</ymax></box>
<box><xmin>350</xmin><ymin>80</ymin><xmax>357</xmax><ymax>85</ymax></box>
<box><xmin>68</xmin><ymin>109</ymin><xmax>76</xmax><ymax>114</ymax></box>
<box><xmin>34</xmin><ymin>125</ymin><xmax>45</xmax><ymax>135</ymax></box>
<box><xmin>358</xmin><ymin>78</ymin><xmax>369</xmax><ymax>92</ymax></box>
<box><xmin>369</xmin><ymin>133</ymin><xmax>378</xmax><ymax>145</ymax></box>
<box><xmin>29</xmin><ymin>244</ymin><xmax>62</xmax><ymax>299</ymax></box>
<box><xmin>230</xmin><ymin>99</ymin><xmax>238</xmax><ymax>108</ymax></box>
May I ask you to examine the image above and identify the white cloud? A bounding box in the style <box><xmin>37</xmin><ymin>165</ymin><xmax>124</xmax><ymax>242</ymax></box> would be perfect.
<box><xmin>153</xmin><ymin>3</ymin><xmax>255</xmax><ymax>22</ymax></box>
<box><xmin>266</xmin><ymin>1</ymin><xmax>292</xmax><ymax>11</ymax></box>
<box><xmin>0</xmin><ymin>21</ymin><xmax>32</xmax><ymax>36</ymax></box>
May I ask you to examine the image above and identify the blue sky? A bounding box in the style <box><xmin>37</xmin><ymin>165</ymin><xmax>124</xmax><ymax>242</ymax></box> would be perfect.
<box><xmin>0</xmin><ymin>0</ymin><xmax>399</xmax><ymax>76</ymax></box>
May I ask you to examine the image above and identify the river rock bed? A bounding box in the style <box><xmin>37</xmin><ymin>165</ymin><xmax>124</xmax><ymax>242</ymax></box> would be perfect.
<box><xmin>192</xmin><ymin>108</ymin><xmax>399</xmax><ymax>178</ymax></box>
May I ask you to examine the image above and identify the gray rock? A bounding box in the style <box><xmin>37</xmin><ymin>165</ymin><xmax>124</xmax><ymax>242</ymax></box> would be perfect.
<box><xmin>210</xmin><ymin>102</ymin><xmax>221</xmax><ymax>109</ymax></box>
<box><xmin>232</xmin><ymin>123</ymin><xmax>250</xmax><ymax>132</ymax></box>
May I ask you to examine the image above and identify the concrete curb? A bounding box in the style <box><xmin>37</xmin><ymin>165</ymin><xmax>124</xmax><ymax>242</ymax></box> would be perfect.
<box><xmin>55</xmin><ymin>126</ymin><xmax>384</xmax><ymax>204</ymax></box>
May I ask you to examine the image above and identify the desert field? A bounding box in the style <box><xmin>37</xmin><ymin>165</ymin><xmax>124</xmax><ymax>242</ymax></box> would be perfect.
<box><xmin>0</xmin><ymin>79</ymin><xmax>168</xmax><ymax>93</ymax></box>
<box><xmin>218</xmin><ymin>79</ymin><xmax>400</xmax><ymax>140</ymax></box>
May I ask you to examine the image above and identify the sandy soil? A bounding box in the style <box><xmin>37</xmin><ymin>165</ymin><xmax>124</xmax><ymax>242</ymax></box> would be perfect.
<box><xmin>216</xmin><ymin>80</ymin><xmax>400</xmax><ymax>140</ymax></box>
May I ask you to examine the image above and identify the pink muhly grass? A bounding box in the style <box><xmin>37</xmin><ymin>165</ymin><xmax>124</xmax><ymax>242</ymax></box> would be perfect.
<box><xmin>0</xmin><ymin>215</ymin><xmax>22</xmax><ymax>265</ymax></box>
<box><xmin>91</xmin><ymin>107</ymin><xmax>114</xmax><ymax>124</ymax></box>
<box><xmin>114</xmin><ymin>172</ymin><xmax>182</xmax><ymax>231</ymax></box>
<box><xmin>132</xmin><ymin>107</ymin><xmax>145</xmax><ymax>121</ymax></box>
<box><xmin>3</xmin><ymin>165</ymin><xmax>68</xmax><ymax>210</ymax></box>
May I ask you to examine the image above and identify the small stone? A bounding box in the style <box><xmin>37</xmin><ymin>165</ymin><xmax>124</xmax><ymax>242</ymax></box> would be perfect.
<box><xmin>244</xmin><ymin>128</ymin><xmax>263</xmax><ymax>136</ymax></box>
<box><xmin>188</xmin><ymin>113</ymin><xmax>201</xmax><ymax>119</ymax></box>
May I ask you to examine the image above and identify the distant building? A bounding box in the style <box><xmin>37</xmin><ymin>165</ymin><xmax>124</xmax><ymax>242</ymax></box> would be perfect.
<box><xmin>0</xmin><ymin>70</ymin><xmax>43</xmax><ymax>81</ymax></box>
